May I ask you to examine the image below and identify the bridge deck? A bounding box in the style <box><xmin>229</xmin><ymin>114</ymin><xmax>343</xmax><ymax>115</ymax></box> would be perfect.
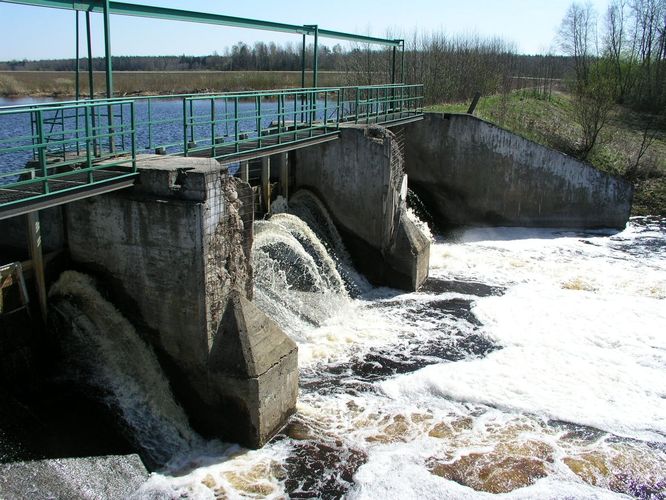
<box><xmin>0</xmin><ymin>84</ymin><xmax>424</xmax><ymax>220</ymax></box>
<box><xmin>0</xmin><ymin>168</ymin><xmax>136</xmax><ymax>221</ymax></box>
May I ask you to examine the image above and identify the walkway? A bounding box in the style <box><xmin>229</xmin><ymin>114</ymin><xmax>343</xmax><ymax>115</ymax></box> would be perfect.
<box><xmin>0</xmin><ymin>83</ymin><xmax>423</xmax><ymax>220</ymax></box>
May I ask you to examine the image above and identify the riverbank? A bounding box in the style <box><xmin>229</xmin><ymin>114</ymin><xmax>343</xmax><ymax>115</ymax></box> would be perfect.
<box><xmin>428</xmin><ymin>91</ymin><xmax>666</xmax><ymax>216</ymax></box>
<box><xmin>0</xmin><ymin>70</ymin><xmax>349</xmax><ymax>98</ymax></box>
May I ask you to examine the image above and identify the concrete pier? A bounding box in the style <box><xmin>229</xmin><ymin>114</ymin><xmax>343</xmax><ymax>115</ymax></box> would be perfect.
<box><xmin>293</xmin><ymin>126</ymin><xmax>430</xmax><ymax>291</ymax></box>
<box><xmin>62</xmin><ymin>156</ymin><xmax>297</xmax><ymax>448</ymax></box>
<box><xmin>402</xmin><ymin>113</ymin><xmax>633</xmax><ymax>229</ymax></box>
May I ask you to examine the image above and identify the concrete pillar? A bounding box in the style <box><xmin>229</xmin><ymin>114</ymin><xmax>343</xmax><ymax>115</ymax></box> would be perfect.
<box><xmin>261</xmin><ymin>156</ymin><xmax>271</xmax><ymax>213</ymax></box>
<box><xmin>64</xmin><ymin>155</ymin><xmax>298</xmax><ymax>448</ymax></box>
<box><xmin>25</xmin><ymin>211</ymin><xmax>47</xmax><ymax>322</ymax></box>
<box><xmin>292</xmin><ymin>126</ymin><xmax>430</xmax><ymax>290</ymax></box>
<box><xmin>240</xmin><ymin>160</ymin><xmax>249</xmax><ymax>183</ymax></box>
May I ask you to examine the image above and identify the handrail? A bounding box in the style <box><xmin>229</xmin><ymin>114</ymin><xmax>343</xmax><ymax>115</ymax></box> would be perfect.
<box><xmin>0</xmin><ymin>99</ymin><xmax>137</xmax><ymax>211</ymax></box>
<box><xmin>0</xmin><ymin>83</ymin><xmax>423</xmax><ymax>212</ymax></box>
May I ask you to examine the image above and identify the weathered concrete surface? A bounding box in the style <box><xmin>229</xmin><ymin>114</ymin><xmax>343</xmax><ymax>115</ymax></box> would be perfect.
<box><xmin>402</xmin><ymin>113</ymin><xmax>633</xmax><ymax>229</ymax></box>
<box><xmin>209</xmin><ymin>291</ymin><xmax>298</xmax><ymax>447</ymax></box>
<box><xmin>0</xmin><ymin>454</ymin><xmax>147</xmax><ymax>499</ymax></box>
<box><xmin>293</xmin><ymin>126</ymin><xmax>430</xmax><ymax>290</ymax></box>
<box><xmin>64</xmin><ymin>155</ymin><xmax>297</xmax><ymax>448</ymax></box>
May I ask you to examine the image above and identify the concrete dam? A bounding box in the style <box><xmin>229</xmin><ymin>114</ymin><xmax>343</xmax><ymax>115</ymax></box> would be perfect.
<box><xmin>0</xmin><ymin>112</ymin><xmax>634</xmax><ymax>494</ymax></box>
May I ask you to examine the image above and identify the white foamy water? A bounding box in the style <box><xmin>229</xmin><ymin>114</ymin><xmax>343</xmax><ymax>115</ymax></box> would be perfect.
<box><xmin>137</xmin><ymin>216</ymin><xmax>666</xmax><ymax>499</ymax></box>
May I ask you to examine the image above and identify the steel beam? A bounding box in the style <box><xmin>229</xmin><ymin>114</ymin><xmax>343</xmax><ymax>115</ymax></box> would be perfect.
<box><xmin>312</xmin><ymin>25</ymin><xmax>319</xmax><ymax>88</ymax></box>
<box><xmin>103</xmin><ymin>0</ymin><xmax>113</xmax><ymax>99</ymax></box>
<box><xmin>2</xmin><ymin>0</ymin><xmax>401</xmax><ymax>47</ymax></box>
<box><xmin>25</xmin><ymin>211</ymin><xmax>47</xmax><ymax>322</ymax></box>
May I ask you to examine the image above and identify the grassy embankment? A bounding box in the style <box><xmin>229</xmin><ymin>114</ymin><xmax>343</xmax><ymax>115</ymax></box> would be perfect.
<box><xmin>0</xmin><ymin>70</ymin><xmax>349</xmax><ymax>97</ymax></box>
<box><xmin>428</xmin><ymin>91</ymin><xmax>666</xmax><ymax>216</ymax></box>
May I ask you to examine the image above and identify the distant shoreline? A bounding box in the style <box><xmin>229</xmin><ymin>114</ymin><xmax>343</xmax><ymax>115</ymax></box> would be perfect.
<box><xmin>0</xmin><ymin>70</ymin><xmax>350</xmax><ymax>98</ymax></box>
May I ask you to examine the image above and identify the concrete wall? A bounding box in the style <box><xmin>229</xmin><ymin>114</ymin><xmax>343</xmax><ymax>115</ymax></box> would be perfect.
<box><xmin>292</xmin><ymin>126</ymin><xmax>429</xmax><ymax>291</ymax></box>
<box><xmin>64</xmin><ymin>155</ymin><xmax>297</xmax><ymax>448</ymax></box>
<box><xmin>402</xmin><ymin>113</ymin><xmax>633</xmax><ymax>229</ymax></box>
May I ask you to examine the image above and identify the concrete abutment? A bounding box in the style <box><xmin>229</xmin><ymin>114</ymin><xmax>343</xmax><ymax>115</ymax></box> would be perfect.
<box><xmin>62</xmin><ymin>156</ymin><xmax>297</xmax><ymax>448</ymax></box>
<box><xmin>292</xmin><ymin>125</ymin><xmax>430</xmax><ymax>291</ymax></box>
<box><xmin>400</xmin><ymin>113</ymin><xmax>633</xmax><ymax>229</ymax></box>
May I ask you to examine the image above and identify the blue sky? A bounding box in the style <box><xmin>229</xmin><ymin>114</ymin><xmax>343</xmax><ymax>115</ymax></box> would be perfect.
<box><xmin>0</xmin><ymin>0</ymin><xmax>611</xmax><ymax>60</ymax></box>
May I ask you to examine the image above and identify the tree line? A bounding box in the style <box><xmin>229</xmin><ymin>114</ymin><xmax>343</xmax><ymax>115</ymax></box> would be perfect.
<box><xmin>1</xmin><ymin>36</ymin><xmax>571</xmax><ymax>105</ymax></box>
<box><xmin>558</xmin><ymin>0</ymin><xmax>666</xmax><ymax>159</ymax></box>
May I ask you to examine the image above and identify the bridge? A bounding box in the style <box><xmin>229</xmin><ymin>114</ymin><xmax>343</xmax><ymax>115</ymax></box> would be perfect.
<box><xmin>0</xmin><ymin>84</ymin><xmax>423</xmax><ymax>220</ymax></box>
<box><xmin>0</xmin><ymin>1</ymin><xmax>425</xmax><ymax>220</ymax></box>
<box><xmin>0</xmin><ymin>0</ymin><xmax>481</xmax><ymax>459</ymax></box>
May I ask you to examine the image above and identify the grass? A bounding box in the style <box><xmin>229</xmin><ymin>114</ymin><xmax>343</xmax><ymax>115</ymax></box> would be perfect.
<box><xmin>0</xmin><ymin>70</ymin><xmax>350</xmax><ymax>97</ymax></box>
<box><xmin>428</xmin><ymin>91</ymin><xmax>666</xmax><ymax>216</ymax></box>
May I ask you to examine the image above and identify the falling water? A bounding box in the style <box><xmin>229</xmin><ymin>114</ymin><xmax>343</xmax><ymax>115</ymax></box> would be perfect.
<box><xmin>49</xmin><ymin>271</ymin><xmax>201</xmax><ymax>467</ymax></box>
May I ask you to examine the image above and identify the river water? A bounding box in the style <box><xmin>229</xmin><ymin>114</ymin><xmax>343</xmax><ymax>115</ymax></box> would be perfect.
<box><xmin>114</xmin><ymin>203</ymin><xmax>663</xmax><ymax>499</ymax></box>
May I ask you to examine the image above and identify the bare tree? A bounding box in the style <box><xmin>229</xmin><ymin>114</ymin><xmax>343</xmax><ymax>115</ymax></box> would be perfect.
<box><xmin>559</xmin><ymin>2</ymin><xmax>597</xmax><ymax>90</ymax></box>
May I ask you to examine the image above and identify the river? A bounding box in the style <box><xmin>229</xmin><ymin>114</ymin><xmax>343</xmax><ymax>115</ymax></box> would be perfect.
<box><xmin>121</xmin><ymin>207</ymin><xmax>665</xmax><ymax>499</ymax></box>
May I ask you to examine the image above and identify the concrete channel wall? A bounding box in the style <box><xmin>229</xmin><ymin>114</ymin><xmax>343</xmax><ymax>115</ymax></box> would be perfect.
<box><xmin>292</xmin><ymin>125</ymin><xmax>430</xmax><ymax>290</ymax></box>
<box><xmin>62</xmin><ymin>156</ymin><xmax>297</xmax><ymax>448</ymax></box>
<box><xmin>402</xmin><ymin>113</ymin><xmax>633</xmax><ymax>229</ymax></box>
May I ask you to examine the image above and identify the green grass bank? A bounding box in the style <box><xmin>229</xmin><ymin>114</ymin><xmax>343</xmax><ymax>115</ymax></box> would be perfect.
<box><xmin>428</xmin><ymin>91</ymin><xmax>666</xmax><ymax>217</ymax></box>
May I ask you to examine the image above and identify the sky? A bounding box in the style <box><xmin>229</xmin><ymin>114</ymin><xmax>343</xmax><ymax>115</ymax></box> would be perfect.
<box><xmin>0</xmin><ymin>0</ymin><xmax>612</xmax><ymax>61</ymax></box>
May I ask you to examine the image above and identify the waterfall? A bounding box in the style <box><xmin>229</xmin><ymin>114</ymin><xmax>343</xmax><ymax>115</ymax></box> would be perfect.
<box><xmin>49</xmin><ymin>271</ymin><xmax>200</xmax><ymax>467</ymax></box>
<box><xmin>252</xmin><ymin>192</ymin><xmax>368</xmax><ymax>338</ymax></box>
<box><xmin>275</xmin><ymin>190</ymin><xmax>371</xmax><ymax>296</ymax></box>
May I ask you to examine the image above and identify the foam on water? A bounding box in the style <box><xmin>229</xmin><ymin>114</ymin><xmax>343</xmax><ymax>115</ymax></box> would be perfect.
<box><xmin>138</xmin><ymin>216</ymin><xmax>666</xmax><ymax>498</ymax></box>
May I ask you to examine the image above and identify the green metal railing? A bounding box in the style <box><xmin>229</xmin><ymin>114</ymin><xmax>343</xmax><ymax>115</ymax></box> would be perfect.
<box><xmin>0</xmin><ymin>83</ymin><xmax>422</xmax><ymax>213</ymax></box>
<box><xmin>0</xmin><ymin>100</ymin><xmax>137</xmax><ymax>211</ymax></box>
<box><xmin>181</xmin><ymin>84</ymin><xmax>424</xmax><ymax>160</ymax></box>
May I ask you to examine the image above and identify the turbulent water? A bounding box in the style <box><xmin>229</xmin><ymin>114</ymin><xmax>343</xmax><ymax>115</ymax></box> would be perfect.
<box><xmin>50</xmin><ymin>206</ymin><xmax>665</xmax><ymax>498</ymax></box>
<box><xmin>48</xmin><ymin>271</ymin><xmax>201</xmax><ymax>467</ymax></box>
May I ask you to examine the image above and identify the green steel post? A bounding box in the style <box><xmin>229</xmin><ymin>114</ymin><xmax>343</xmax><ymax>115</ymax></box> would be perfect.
<box><xmin>75</xmin><ymin>11</ymin><xmax>80</xmax><ymax>153</ymax></box>
<box><xmin>147</xmin><ymin>98</ymin><xmax>152</xmax><ymax>148</ymax></box>
<box><xmin>300</xmin><ymin>33</ymin><xmax>306</xmax><ymax>89</ymax></box>
<box><xmin>400</xmin><ymin>40</ymin><xmax>405</xmax><ymax>83</ymax></box>
<box><xmin>391</xmin><ymin>45</ymin><xmax>397</xmax><ymax>112</ymax></box>
<box><xmin>85</xmin><ymin>11</ymin><xmax>94</xmax><ymax>98</ymax></box>
<box><xmin>300</xmin><ymin>32</ymin><xmax>306</xmax><ymax>123</ymax></box>
<box><xmin>210</xmin><ymin>98</ymin><xmax>216</xmax><ymax>157</ymax></box>
<box><xmin>102</xmin><ymin>0</ymin><xmax>113</xmax><ymax>98</ymax></box>
<box><xmin>189</xmin><ymin>99</ymin><xmax>194</xmax><ymax>144</ymax></box>
<box><xmin>312</xmin><ymin>25</ymin><xmax>319</xmax><ymax>88</ymax></box>
<box><xmin>256</xmin><ymin>96</ymin><xmax>261</xmax><ymax>148</ymax></box>
<box><xmin>323</xmin><ymin>91</ymin><xmax>328</xmax><ymax>132</ymax></box>
<box><xmin>85</xmin><ymin>11</ymin><xmax>98</xmax><ymax>156</ymax></box>
<box><xmin>182</xmin><ymin>99</ymin><xmax>188</xmax><ymax>156</ymax></box>
<box><xmin>103</xmin><ymin>0</ymin><xmax>115</xmax><ymax>152</ymax></box>
<box><xmin>130</xmin><ymin>102</ymin><xmax>136</xmax><ymax>171</ymax></box>
<box><xmin>84</xmin><ymin>105</ymin><xmax>92</xmax><ymax>174</ymax></box>
<box><xmin>400</xmin><ymin>40</ymin><xmax>405</xmax><ymax>112</ymax></box>
<box><xmin>355</xmin><ymin>89</ymin><xmax>359</xmax><ymax>124</ymax></box>
<box><xmin>35</xmin><ymin>110</ymin><xmax>48</xmax><ymax>193</ymax></box>
<box><xmin>277</xmin><ymin>94</ymin><xmax>282</xmax><ymax>144</ymax></box>
<box><xmin>234</xmin><ymin>97</ymin><xmax>239</xmax><ymax>154</ymax></box>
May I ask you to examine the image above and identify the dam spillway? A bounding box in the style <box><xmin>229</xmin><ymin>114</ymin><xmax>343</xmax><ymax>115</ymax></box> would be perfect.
<box><xmin>0</xmin><ymin>111</ymin><xmax>655</xmax><ymax>498</ymax></box>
